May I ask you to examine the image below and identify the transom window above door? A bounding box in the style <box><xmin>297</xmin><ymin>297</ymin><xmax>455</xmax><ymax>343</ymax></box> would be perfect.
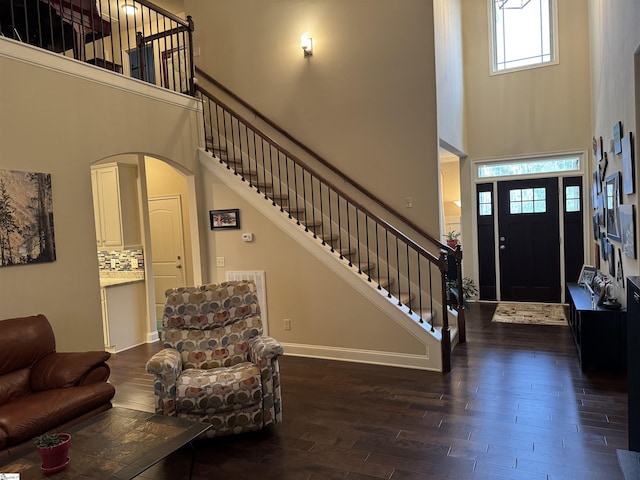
<box><xmin>489</xmin><ymin>0</ymin><xmax>558</xmax><ymax>73</ymax></box>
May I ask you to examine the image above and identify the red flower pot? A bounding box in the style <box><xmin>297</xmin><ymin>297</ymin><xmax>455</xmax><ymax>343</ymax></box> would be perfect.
<box><xmin>37</xmin><ymin>433</ymin><xmax>71</xmax><ymax>474</ymax></box>
<box><xmin>446</xmin><ymin>239</ymin><xmax>459</xmax><ymax>248</ymax></box>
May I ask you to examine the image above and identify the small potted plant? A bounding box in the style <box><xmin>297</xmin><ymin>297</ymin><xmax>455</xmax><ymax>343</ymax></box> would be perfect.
<box><xmin>447</xmin><ymin>277</ymin><xmax>478</xmax><ymax>307</ymax></box>
<box><xmin>445</xmin><ymin>230</ymin><xmax>461</xmax><ymax>248</ymax></box>
<box><xmin>35</xmin><ymin>432</ymin><xmax>72</xmax><ymax>473</ymax></box>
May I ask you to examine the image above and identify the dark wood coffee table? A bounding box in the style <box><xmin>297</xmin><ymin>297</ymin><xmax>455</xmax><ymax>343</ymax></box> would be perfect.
<box><xmin>0</xmin><ymin>407</ymin><xmax>211</xmax><ymax>479</ymax></box>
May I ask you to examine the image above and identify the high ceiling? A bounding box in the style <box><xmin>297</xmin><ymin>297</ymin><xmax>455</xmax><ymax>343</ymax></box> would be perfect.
<box><xmin>152</xmin><ymin>0</ymin><xmax>185</xmax><ymax>16</ymax></box>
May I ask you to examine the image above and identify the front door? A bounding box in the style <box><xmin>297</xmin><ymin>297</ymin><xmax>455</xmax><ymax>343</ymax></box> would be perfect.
<box><xmin>149</xmin><ymin>196</ymin><xmax>186</xmax><ymax>324</ymax></box>
<box><xmin>497</xmin><ymin>177</ymin><xmax>560</xmax><ymax>302</ymax></box>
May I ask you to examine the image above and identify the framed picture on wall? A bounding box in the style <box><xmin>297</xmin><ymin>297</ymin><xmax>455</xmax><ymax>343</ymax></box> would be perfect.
<box><xmin>619</xmin><ymin>204</ymin><xmax>636</xmax><ymax>259</ymax></box>
<box><xmin>605</xmin><ymin>172</ymin><xmax>621</xmax><ymax>242</ymax></box>
<box><xmin>210</xmin><ymin>209</ymin><xmax>240</xmax><ymax>230</ymax></box>
<box><xmin>613</xmin><ymin>121</ymin><xmax>623</xmax><ymax>155</ymax></box>
<box><xmin>622</xmin><ymin>132</ymin><xmax>635</xmax><ymax>195</ymax></box>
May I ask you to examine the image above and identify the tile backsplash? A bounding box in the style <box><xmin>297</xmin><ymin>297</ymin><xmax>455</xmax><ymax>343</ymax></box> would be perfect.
<box><xmin>98</xmin><ymin>248</ymin><xmax>144</xmax><ymax>272</ymax></box>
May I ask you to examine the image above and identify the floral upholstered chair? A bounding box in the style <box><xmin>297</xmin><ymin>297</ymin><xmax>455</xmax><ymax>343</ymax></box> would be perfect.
<box><xmin>145</xmin><ymin>280</ymin><xmax>284</xmax><ymax>437</ymax></box>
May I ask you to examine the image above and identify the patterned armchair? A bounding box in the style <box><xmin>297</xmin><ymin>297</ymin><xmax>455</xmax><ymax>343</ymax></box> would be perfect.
<box><xmin>145</xmin><ymin>280</ymin><xmax>284</xmax><ymax>437</ymax></box>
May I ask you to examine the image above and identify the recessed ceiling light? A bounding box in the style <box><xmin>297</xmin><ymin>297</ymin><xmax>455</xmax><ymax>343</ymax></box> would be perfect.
<box><xmin>122</xmin><ymin>4</ymin><xmax>137</xmax><ymax>15</ymax></box>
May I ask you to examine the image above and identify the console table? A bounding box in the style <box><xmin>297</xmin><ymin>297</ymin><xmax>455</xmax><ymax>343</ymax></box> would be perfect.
<box><xmin>567</xmin><ymin>282</ymin><xmax>627</xmax><ymax>372</ymax></box>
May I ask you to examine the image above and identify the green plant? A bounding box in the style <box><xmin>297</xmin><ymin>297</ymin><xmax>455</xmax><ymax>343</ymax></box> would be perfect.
<box><xmin>34</xmin><ymin>433</ymin><xmax>65</xmax><ymax>448</ymax></box>
<box><xmin>447</xmin><ymin>277</ymin><xmax>478</xmax><ymax>306</ymax></box>
<box><xmin>445</xmin><ymin>230</ymin><xmax>461</xmax><ymax>241</ymax></box>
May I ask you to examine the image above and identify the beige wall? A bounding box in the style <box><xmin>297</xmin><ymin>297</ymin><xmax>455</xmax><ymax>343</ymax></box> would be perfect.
<box><xmin>460</xmin><ymin>0</ymin><xmax>593</xmax><ymax>283</ymax></box>
<box><xmin>588</xmin><ymin>0</ymin><xmax>640</xmax><ymax>280</ymax></box>
<box><xmin>0</xmin><ymin>41</ymin><xmax>202</xmax><ymax>351</ymax></box>
<box><xmin>203</xmin><ymin>169</ymin><xmax>426</xmax><ymax>356</ymax></box>
<box><xmin>186</xmin><ymin>0</ymin><xmax>441</xmax><ymax>236</ymax></box>
<box><xmin>434</xmin><ymin>0</ymin><xmax>466</xmax><ymax>153</ymax></box>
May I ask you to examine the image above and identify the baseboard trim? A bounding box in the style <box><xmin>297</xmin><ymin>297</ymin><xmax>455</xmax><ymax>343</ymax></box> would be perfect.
<box><xmin>281</xmin><ymin>342</ymin><xmax>439</xmax><ymax>371</ymax></box>
<box><xmin>146</xmin><ymin>331</ymin><xmax>160</xmax><ymax>343</ymax></box>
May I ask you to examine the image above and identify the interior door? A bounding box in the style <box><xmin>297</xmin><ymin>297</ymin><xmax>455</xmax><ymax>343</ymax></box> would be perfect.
<box><xmin>497</xmin><ymin>177</ymin><xmax>561</xmax><ymax>302</ymax></box>
<box><xmin>149</xmin><ymin>196</ymin><xmax>186</xmax><ymax>322</ymax></box>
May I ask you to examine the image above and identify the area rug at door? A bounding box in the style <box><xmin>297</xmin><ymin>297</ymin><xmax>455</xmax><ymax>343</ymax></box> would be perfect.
<box><xmin>491</xmin><ymin>302</ymin><xmax>567</xmax><ymax>326</ymax></box>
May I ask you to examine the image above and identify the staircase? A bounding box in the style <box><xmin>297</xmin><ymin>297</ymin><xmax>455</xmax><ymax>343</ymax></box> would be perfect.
<box><xmin>197</xmin><ymin>82</ymin><xmax>464</xmax><ymax>372</ymax></box>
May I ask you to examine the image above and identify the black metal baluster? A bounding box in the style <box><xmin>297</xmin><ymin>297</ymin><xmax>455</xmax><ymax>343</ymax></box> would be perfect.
<box><xmin>302</xmin><ymin>170</ymin><xmax>308</xmax><ymax>231</ymax></box>
<box><xmin>365</xmin><ymin>216</ymin><xmax>371</xmax><ymax>282</ymax></box>
<box><xmin>417</xmin><ymin>253</ymin><xmax>423</xmax><ymax>323</ymax></box>
<box><xmin>337</xmin><ymin>196</ymin><xmax>343</xmax><ymax>258</ymax></box>
<box><xmin>319</xmin><ymin>182</ymin><xmax>325</xmax><ymax>245</ymax></box>
<box><xmin>268</xmin><ymin>145</ymin><xmax>276</xmax><ymax>205</ymax></box>
<box><xmin>88</xmin><ymin>0</ymin><xmax>98</xmax><ymax>64</ymax></box>
<box><xmin>22</xmin><ymin>0</ymin><xmax>29</xmax><ymax>45</ymax></box>
<box><xmin>46</xmin><ymin>0</ymin><xmax>55</xmax><ymax>54</ymax></box>
<box><xmin>115</xmin><ymin>0</ymin><xmax>123</xmax><ymax>67</ymax></box>
<box><xmin>375</xmin><ymin>224</ymin><xmax>381</xmax><ymax>289</ymax></box>
<box><xmin>236</xmin><ymin>119</ymin><xmax>244</xmax><ymax>178</ymax></box>
<box><xmin>293</xmin><ymin>162</ymin><xmax>300</xmax><ymax>225</ymax></box>
<box><xmin>346</xmin><ymin>203</ymin><xmax>352</xmax><ymax>267</ymax></box>
<box><xmin>328</xmin><ymin>188</ymin><xmax>334</xmax><ymax>252</ymax></box>
<box><xmin>356</xmin><ymin>208</ymin><xmax>362</xmax><ymax>274</ymax></box>
<box><xmin>107</xmin><ymin>0</ymin><xmax>116</xmax><ymax>71</ymax></box>
<box><xmin>276</xmin><ymin>152</ymin><xmax>284</xmax><ymax>212</ymax></box>
<box><xmin>310</xmin><ymin>174</ymin><xmax>317</xmax><ymax>237</ymax></box>
<box><xmin>247</xmin><ymin>126</ymin><xmax>255</xmax><ymax>188</ymax></box>
<box><xmin>386</xmin><ymin>230</ymin><xmax>392</xmax><ymax>298</ymax></box>
<box><xmin>35</xmin><ymin>0</ymin><xmax>43</xmax><ymax>48</ymax></box>
<box><xmin>429</xmin><ymin>264</ymin><xmax>434</xmax><ymax>332</ymax></box>
<box><xmin>284</xmin><ymin>156</ymin><xmax>291</xmax><ymax>218</ymax></box>
<box><xmin>396</xmin><ymin>237</ymin><xmax>401</xmax><ymax>305</ymax></box>
<box><xmin>221</xmin><ymin>108</ymin><xmax>231</xmax><ymax>167</ymax></box>
<box><xmin>406</xmin><ymin>243</ymin><xmax>412</xmax><ymax>313</ymax></box>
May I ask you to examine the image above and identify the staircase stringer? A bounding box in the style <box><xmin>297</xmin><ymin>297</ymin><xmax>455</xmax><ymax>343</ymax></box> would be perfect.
<box><xmin>200</xmin><ymin>148</ymin><xmax>444</xmax><ymax>370</ymax></box>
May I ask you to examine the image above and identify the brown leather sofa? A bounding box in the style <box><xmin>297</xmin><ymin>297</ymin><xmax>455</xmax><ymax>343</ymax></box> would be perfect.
<box><xmin>0</xmin><ymin>314</ymin><xmax>116</xmax><ymax>454</ymax></box>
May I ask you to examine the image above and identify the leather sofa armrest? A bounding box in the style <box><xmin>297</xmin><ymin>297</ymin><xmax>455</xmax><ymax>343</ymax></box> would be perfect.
<box><xmin>30</xmin><ymin>351</ymin><xmax>111</xmax><ymax>391</ymax></box>
<box><xmin>248</xmin><ymin>336</ymin><xmax>284</xmax><ymax>362</ymax></box>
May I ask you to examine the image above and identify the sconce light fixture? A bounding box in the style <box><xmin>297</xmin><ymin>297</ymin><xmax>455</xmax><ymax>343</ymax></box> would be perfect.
<box><xmin>301</xmin><ymin>34</ymin><xmax>313</xmax><ymax>57</ymax></box>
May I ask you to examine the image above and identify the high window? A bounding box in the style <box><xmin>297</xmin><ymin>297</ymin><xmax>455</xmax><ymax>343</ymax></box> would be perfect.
<box><xmin>489</xmin><ymin>0</ymin><xmax>557</xmax><ymax>73</ymax></box>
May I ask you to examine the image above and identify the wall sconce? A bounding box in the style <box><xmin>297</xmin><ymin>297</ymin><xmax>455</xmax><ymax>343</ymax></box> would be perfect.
<box><xmin>301</xmin><ymin>34</ymin><xmax>313</xmax><ymax>57</ymax></box>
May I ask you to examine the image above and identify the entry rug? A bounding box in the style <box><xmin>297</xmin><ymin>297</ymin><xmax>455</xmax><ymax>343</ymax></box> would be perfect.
<box><xmin>491</xmin><ymin>302</ymin><xmax>567</xmax><ymax>326</ymax></box>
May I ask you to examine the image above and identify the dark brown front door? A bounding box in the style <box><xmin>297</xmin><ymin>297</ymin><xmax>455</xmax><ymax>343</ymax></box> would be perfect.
<box><xmin>497</xmin><ymin>177</ymin><xmax>561</xmax><ymax>302</ymax></box>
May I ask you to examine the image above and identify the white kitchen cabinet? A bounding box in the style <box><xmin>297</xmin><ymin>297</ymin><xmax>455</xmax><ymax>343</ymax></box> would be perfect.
<box><xmin>91</xmin><ymin>163</ymin><xmax>141</xmax><ymax>249</ymax></box>
<box><xmin>100</xmin><ymin>281</ymin><xmax>146</xmax><ymax>353</ymax></box>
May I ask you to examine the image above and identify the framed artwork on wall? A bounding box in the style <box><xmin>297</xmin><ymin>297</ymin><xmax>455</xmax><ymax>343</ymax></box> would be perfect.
<box><xmin>0</xmin><ymin>169</ymin><xmax>56</xmax><ymax>267</ymax></box>
<box><xmin>210</xmin><ymin>209</ymin><xmax>241</xmax><ymax>230</ymax></box>
<box><xmin>613</xmin><ymin>121</ymin><xmax>623</xmax><ymax>155</ymax></box>
<box><xmin>622</xmin><ymin>132</ymin><xmax>635</xmax><ymax>195</ymax></box>
<box><xmin>605</xmin><ymin>172</ymin><xmax>621</xmax><ymax>242</ymax></box>
<box><xmin>619</xmin><ymin>204</ymin><xmax>636</xmax><ymax>259</ymax></box>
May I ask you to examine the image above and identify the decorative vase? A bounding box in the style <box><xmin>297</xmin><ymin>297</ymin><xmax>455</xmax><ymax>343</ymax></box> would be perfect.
<box><xmin>37</xmin><ymin>433</ymin><xmax>71</xmax><ymax>474</ymax></box>
<box><xmin>446</xmin><ymin>239</ymin><xmax>459</xmax><ymax>248</ymax></box>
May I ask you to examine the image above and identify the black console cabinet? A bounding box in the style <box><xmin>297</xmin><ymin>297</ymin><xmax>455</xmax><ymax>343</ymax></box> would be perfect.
<box><xmin>627</xmin><ymin>277</ymin><xmax>640</xmax><ymax>451</ymax></box>
<box><xmin>567</xmin><ymin>282</ymin><xmax>626</xmax><ymax>372</ymax></box>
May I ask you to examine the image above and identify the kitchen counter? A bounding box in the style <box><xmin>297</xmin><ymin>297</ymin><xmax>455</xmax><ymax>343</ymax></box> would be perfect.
<box><xmin>99</xmin><ymin>273</ymin><xmax>144</xmax><ymax>288</ymax></box>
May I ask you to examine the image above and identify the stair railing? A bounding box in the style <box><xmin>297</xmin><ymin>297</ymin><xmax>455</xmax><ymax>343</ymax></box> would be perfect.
<box><xmin>1</xmin><ymin>0</ymin><xmax>194</xmax><ymax>94</ymax></box>
<box><xmin>195</xmin><ymin>68</ymin><xmax>466</xmax><ymax>347</ymax></box>
<box><xmin>198</xmin><ymin>83</ymin><xmax>460</xmax><ymax>371</ymax></box>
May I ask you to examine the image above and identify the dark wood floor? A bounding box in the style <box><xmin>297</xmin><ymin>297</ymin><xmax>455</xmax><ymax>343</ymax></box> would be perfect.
<box><xmin>107</xmin><ymin>302</ymin><xmax>628</xmax><ymax>479</ymax></box>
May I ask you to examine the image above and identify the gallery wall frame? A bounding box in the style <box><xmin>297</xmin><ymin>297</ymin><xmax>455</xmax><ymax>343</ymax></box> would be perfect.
<box><xmin>619</xmin><ymin>204</ymin><xmax>636</xmax><ymax>259</ymax></box>
<box><xmin>622</xmin><ymin>132</ymin><xmax>635</xmax><ymax>195</ymax></box>
<box><xmin>613</xmin><ymin>121</ymin><xmax>623</xmax><ymax>155</ymax></box>
<box><xmin>605</xmin><ymin>172</ymin><xmax>621</xmax><ymax>242</ymax></box>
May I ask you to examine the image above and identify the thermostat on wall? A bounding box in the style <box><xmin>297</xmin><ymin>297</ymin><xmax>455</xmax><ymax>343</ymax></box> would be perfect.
<box><xmin>242</xmin><ymin>233</ymin><xmax>254</xmax><ymax>242</ymax></box>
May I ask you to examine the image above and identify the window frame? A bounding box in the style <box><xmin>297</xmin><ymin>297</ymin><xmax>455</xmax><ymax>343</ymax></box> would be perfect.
<box><xmin>488</xmin><ymin>0</ymin><xmax>559</xmax><ymax>75</ymax></box>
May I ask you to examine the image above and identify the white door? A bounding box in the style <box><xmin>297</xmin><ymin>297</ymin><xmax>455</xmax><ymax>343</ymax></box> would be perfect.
<box><xmin>149</xmin><ymin>196</ymin><xmax>186</xmax><ymax>323</ymax></box>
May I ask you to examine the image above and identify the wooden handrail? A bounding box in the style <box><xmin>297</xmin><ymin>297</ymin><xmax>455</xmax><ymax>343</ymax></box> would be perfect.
<box><xmin>196</xmin><ymin>84</ymin><xmax>440</xmax><ymax>265</ymax></box>
<box><xmin>194</xmin><ymin>66</ymin><xmax>460</xmax><ymax>261</ymax></box>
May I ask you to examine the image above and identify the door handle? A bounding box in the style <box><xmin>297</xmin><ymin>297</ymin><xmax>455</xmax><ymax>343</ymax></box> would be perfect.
<box><xmin>500</xmin><ymin>245</ymin><xmax>506</xmax><ymax>250</ymax></box>
<box><xmin>176</xmin><ymin>264</ymin><xmax>182</xmax><ymax>269</ymax></box>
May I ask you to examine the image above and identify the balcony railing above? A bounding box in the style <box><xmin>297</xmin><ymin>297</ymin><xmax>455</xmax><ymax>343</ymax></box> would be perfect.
<box><xmin>0</xmin><ymin>0</ymin><xmax>194</xmax><ymax>94</ymax></box>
